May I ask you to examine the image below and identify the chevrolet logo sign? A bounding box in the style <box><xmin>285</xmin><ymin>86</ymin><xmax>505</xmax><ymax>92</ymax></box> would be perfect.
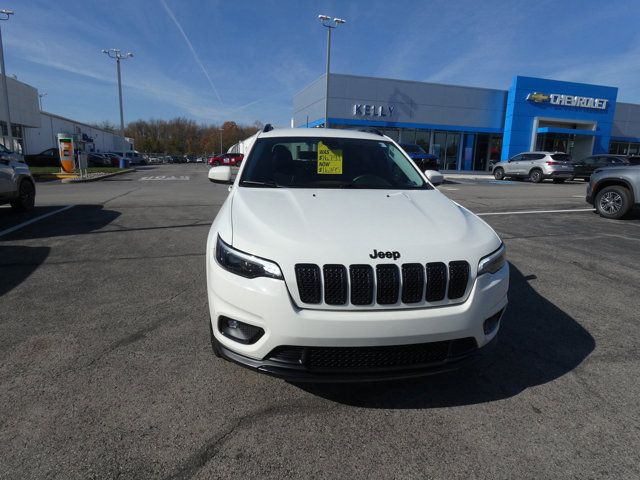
<box><xmin>526</xmin><ymin>92</ymin><xmax>550</xmax><ymax>103</ymax></box>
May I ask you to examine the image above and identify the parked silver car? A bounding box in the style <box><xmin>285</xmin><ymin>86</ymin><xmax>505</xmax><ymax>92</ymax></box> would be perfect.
<box><xmin>587</xmin><ymin>165</ymin><xmax>640</xmax><ymax>219</ymax></box>
<box><xmin>493</xmin><ymin>151</ymin><xmax>574</xmax><ymax>183</ymax></box>
<box><xmin>0</xmin><ymin>146</ymin><xmax>36</xmax><ymax>211</ymax></box>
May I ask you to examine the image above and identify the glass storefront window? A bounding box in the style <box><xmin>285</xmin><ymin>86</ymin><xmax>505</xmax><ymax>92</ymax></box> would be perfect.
<box><xmin>444</xmin><ymin>132</ymin><xmax>460</xmax><ymax>170</ymax></box>
<box><xmin>415</xmin><ymin>129</ymin><xmax>430</xmax><ymax>153</ymax></box>
<box><xmin>382</xmin><ymin>128</ymin><xmax>400</xmax><ymax>141</ymax></box>
<box><xmin>400</xmin><ymin>129</ymin><xmax>415</xmax><ymax>144</ymax></box>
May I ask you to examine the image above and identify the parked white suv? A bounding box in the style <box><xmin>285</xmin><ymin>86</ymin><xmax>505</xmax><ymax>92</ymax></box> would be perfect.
<box><xmin>206</xmin><ymin>127</ymin><xmax>509</xmax><ymax>381</ymax></box>
<box><xmin>493</xmin><ymin>151</ymin><xmax>574</xmax><ymax>183</ymax></box>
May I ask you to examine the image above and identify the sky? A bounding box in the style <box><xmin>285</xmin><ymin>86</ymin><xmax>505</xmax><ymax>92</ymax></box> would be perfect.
<box><xmin>2</xmin><ymin>0</ymin><xmax>640</xmax><ymax>128</ymax></box>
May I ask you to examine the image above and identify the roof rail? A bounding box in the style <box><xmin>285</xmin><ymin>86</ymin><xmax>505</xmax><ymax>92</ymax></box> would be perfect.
<box><xmin>262</xmin><ymin>124</ymin><xmax>274</xmax><ymax>133</ymax></box>
<box><xmin>358</xmin><ymin>128</ymin><xmax>384</xmax><ymax>136</ymax></box>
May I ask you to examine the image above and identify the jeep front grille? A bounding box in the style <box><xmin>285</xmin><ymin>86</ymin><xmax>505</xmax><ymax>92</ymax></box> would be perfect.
<box><xmin>294</xmin><ymin>261</ymin><xmax>471</xmax><ymax>308</ymax></box>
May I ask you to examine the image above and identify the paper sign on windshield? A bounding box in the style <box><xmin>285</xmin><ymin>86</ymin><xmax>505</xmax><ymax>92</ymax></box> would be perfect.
<box><xmin>317</xmin><ymin>141</ymin><xmax>343</xmax><ymax>175</ymax></box>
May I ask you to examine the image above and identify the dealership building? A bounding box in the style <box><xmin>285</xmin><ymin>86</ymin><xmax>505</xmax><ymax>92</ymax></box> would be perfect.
<box><xmin>0</xmin><ymin>74</ymin><xmax>132</xmax><ymax>156</ymax></box>
<box><xmin>293</xmin><ymin>74</ymin><xmax>640</xmax><ymax>171</ymax></box>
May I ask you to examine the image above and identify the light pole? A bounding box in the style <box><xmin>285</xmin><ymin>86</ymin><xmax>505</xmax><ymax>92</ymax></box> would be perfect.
<box><xmin>102</xmin><ymin>48</ymin><xmax>133</xmax><ymax>152</ymax></box>
<box><xmin>318</xmin><ymin>15</ymin><xmax>345</xmax><ymax>128</ymax></box>
<box><xmin>38</xmin><ymin>92</ymin><xmax>47</xmax><ymax>111</ymax></box>
<box><xmin>0</xmin><ymin>9</ymin><xmax>14</xmax><ymax>150</ymax></box>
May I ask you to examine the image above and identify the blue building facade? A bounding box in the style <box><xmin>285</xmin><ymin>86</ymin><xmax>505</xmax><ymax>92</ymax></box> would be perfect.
<box><xmin>293</xmin><ymin>74</ymin><xmax>640</xmax><ymax>170</ymax></box>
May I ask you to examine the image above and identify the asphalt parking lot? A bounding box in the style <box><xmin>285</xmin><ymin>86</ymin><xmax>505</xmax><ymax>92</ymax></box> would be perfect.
<box><xmin>1</xmin><ymin>165</ymin><xmax>639</xmax><ymax>479</ymax></box>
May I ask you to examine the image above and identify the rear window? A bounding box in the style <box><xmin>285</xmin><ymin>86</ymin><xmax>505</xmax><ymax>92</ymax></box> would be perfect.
<box><xmin>551</xmin><ymin>154</ymin><xmax>572</xmax><ymax>162</ymax></box>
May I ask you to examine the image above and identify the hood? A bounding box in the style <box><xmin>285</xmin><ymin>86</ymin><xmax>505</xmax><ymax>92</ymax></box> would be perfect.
<box><xmin>230</xmin><ymin>187</ymin><xmax>500</xmax><ymax>283</ymax></box>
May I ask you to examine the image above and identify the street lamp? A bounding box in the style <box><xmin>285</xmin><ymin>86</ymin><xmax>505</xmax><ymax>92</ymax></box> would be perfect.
<box><xmin>38</xmin><ymin>92</ymin><xmax>47</xmax><ymax>111</ymax></box>
<box><xmin>102</xmin><ymin>48</ymin><xmax>133</xmax><ymax>152</ymax></box>
<box><xmin>0</xmin><ymin>9</ymin><xmax>14</xmax><ymax>150</ymax></box>
<box><xmin>318</xmin><ymin>15</ymin><xmax>346</xmax><ymax>128</ymax></box>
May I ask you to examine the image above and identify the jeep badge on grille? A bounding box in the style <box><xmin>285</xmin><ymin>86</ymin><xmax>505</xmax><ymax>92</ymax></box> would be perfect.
<box><xmin>369</xmin><ymin>249</ymin><xmax>401</xmax><ymax>260</ymax></box>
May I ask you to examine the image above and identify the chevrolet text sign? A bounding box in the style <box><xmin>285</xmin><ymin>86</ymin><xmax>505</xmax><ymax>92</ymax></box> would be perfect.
<box><xmin>353</xmin><ymin>104</ymin><xmax>395</xmax><ymax>116</ymax></box>
<box><xmin>526</xmin><ymin>92</ymin><xmax>608</xmax><ymax>110</ymax></box>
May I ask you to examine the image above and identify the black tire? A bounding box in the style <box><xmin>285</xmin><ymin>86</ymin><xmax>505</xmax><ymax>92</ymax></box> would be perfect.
<box><xmin>10</xmin><ymin>179</ymin><xmax>36</xmax><ymax>212</ymax></box>
<box><xmin>208</xmin><ymin>318</ymin><xmax>222</xmax><ymax>357</ymax></box>
<box><xmin>493</xmin><ymin>168</ymin><xmax>505</xmax><ymax>180</ymax></box>
<box><xmin>595</xmin><ymin>185</ymin><xmax>631</xmax><ymax>219</ymax></box>
<box><xmin>529</xmin><ymin>169</ymin><xmax>543</xmax><ymax>183</ymax></box>
<box><xmin>553</xmin><ymin>178</ymin><xmax>566</xmax><ymax>184</ymax></box>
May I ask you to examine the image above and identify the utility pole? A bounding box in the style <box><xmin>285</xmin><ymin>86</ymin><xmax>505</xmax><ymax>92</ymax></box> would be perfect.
<box><xmin>0</xmin><ymin>9</ymin><xmax>15</xmax><ymax>150</ymax></box>
<box><xmin>102</xmin><ymin>48</ymin><xmax>133</xmax><ymax>152</ymax></box>
<box><xmin>318</xmin><ymin>15</ymin><xmax>346</xmax><ymax>128</ymax></box>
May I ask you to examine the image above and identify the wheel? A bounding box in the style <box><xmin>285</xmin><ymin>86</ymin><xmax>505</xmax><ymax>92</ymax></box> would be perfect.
<box><xmin>10</xmin><ymin>179</ymin><xmax>36</xmax><ymax>212</ymax></box>
<box><xmin>208</xmin><ymin>318</ymin><xmax>222</xmax><ymax>358</ymax></box>
<box><xmin>529</xmin><ymin>169</ymin><xmax>543</xmax><ymax>183</ymax></box>
<box><xmin>553</xmin><ymin>178</ymin><xmax>566</xmax><ymax>184</ymax></box>
<box><xmin>595</xmin><ymin>185</ymin><xmax>631</xmax><ymax>219</ymax></box>
<box><xmin>212</xmin><ymin>161</ymin><xmax>220</xmax><ymax>167</ymax></box>
<box><xmin>493</xmin><ymin>168</ymin><xmax>505</xmax><ymax>180</ymax></box>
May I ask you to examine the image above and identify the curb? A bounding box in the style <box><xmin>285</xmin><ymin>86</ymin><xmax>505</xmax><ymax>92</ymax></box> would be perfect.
<box><xmin>60</xmin><ymin>169</ymin><xmax>136</xmax><ymax>183</ymax></box>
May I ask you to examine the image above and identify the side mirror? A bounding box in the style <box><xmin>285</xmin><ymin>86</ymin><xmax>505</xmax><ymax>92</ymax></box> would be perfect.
<box><xmin>208</xmin><ymin>166</ymin><xmax>233</xmax><ymax>184</ymax></box>
<box><xmin>424</xmin><ymin>170</ymin><xmax>444</xmax><ymax>186</ymax></box>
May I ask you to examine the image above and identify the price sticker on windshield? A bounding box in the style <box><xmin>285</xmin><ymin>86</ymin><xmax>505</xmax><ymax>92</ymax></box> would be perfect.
<box><xmin>317</xmin><ymin>141</ymin><xmax>343</xmax><ymax>175</ymax></box>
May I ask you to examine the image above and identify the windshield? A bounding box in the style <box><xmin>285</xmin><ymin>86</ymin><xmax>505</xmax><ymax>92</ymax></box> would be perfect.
<box><xmin>240</xmin><ymin>137</ymin><xmax>430</xmax><ymax>190</ymax></box>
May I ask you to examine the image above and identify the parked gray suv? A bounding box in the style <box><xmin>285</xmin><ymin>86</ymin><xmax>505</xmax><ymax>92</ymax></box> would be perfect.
<box><xmin>493</xmin><ymin>151</ymin><xmax>574</xmax><ymax>183</ymax></box>
<box><xmin>587</xmin><ymin>165</ymin><xmax>640</xmax><ymax>219</ymax></box>
<box><xmin>0</xmin><ymin>146</ymin><xmax>36</xmax><ymax>212</ymax></box>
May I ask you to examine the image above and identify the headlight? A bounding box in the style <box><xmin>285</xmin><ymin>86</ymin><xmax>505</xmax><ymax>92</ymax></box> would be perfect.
<box><xmin>478</xmin><ymin>244</ymin><xmax>506</xmax><ymax>276</ymax></box>
<box><xmin>215</xmin><ymin>235</ymin><xmax>283</xmax><ymax>279</ymax></box>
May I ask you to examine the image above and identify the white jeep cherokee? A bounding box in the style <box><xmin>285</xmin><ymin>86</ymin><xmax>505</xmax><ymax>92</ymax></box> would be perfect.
<box><xmin>206</xmin><ymin>127</ymin><xmax>508</xmax><ymax>381</ymax></box>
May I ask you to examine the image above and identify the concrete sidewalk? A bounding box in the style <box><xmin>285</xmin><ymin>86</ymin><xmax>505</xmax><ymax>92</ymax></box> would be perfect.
<box><xmin>441</xmin><ymin>170</ymin><xmax>494</xmax><ymax>181</ymax></box>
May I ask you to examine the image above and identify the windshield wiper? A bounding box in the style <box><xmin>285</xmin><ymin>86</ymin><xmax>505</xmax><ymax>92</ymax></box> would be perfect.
<box><xmin>240</xmin><ymin>180</ymin><xmax>281</xmax><ymax>188</ymax></box>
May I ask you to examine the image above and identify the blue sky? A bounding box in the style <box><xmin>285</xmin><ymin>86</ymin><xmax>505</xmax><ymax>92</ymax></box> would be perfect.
<box><xmin>3</xmin><ymin>0</ymin><xmax>640</xmax><ymax>127</ymax></box>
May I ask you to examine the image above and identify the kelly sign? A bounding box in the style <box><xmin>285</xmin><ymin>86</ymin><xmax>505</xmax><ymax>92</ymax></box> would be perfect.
<box><xmin>353</xmin><ymin>104</ymin><xmax>395</xmax><ymax>117</ymax></box>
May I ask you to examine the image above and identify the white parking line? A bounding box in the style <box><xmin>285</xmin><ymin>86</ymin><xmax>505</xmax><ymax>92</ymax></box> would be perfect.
<box><xmin>139</xmin><ymin>176</ymin><xmax>190</xmax><ymax>181</ymax></box>
<box><xmin>477</xmin><ymin>208</ymin><xmax>595</xmax><ymax>216</ymax></box>
<box><xmin>0</xmin><ymin>205</ymin><xmax>74</xmax><ymax>238</ymax></box>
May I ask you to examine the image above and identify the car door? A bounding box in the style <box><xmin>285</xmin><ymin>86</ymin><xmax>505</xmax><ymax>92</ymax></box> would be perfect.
<box><xmin>573</xmin><ymin>156</ymin><xmax>593</xmax><ymax>177</ymax></box>
<box><xmin>0</xmin><ymin>147</ymin><xmax>16</xmax><ymax>197</ymax></box>
<box><xmin>505</xmin><ymin>154</ymin><xmax>523</xmax><ymax>176</ymax></box>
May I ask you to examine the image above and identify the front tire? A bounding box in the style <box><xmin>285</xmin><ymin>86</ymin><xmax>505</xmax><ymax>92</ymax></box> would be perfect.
<box><xmin>595</xmin><ymin>185</ymin><xmax>631</xmax><ymax>219</ymax></box>
<box><xmin>10</xmin><ymin>179</ymin><xmax>36</xmax><ymax>212</ymax></box>
<box><xmin>529</xmin><ymin>169</ymin><xmax>543</xmax><ymax>183</ymax></box>
<box><xmin>493</xmin><ymin>168</ymin><xmax>505</xmax><ymax>180</ymax></box>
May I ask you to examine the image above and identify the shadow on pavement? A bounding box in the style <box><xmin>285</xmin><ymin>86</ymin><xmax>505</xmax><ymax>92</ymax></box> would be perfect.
<box><xmin>0</xmin><ymin>205</ymin><xmax>121</xmax><ymax>241</ymax></box>
<box><xmin>295</xmin><ymin>265</ymin><xmax>595</xmax><ymax>408</ymax></box>
<box><xmin>0</xmin><ymin>245</ymin><xmax>50</xmax><ymax>296</ymax></box>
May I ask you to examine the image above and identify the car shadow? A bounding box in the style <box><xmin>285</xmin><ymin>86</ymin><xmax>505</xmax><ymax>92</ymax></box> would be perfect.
<box><xmin>0</xmin><ymin>205</ymin><xmax>121</xmax><ymax>241</ymax></box>
<box><xmin>0</xmin><ymin>245</ymin><xmax>50</xmax><ymax>296</ymax></box>
<box><xmin>294</xmin><ymin>265</ymin><xmax>595</xmax><ymax>408</ymax></box>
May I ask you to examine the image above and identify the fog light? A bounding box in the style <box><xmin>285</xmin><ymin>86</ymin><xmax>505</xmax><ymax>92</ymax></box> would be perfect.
<box><xmin>218</xmin><ymin>316</ymin><xmax>264</xmax><ymax>344</ymax></box>
<box><xmin>483</xmin><ymin>310</ymin><xmax>503</xmax><ymax>335</ymax></box>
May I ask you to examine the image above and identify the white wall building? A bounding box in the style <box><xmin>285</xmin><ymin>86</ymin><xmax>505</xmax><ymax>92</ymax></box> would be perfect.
<box><xmin>0</xmin><ymin>74</ymin><xmax>133</xmax><ymax>155</ymax></box>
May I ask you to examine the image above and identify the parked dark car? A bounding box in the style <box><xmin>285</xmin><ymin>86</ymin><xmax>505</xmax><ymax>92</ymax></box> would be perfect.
<box><xmin>399</xmin><ymin>143</ymin><xmax>439</xmax><ymax>171</ymax></box>
<box><xmin>208</xmin><ymin>152</ymin><xmax>244</xmax><ymax>167</ymax></box>
<box><xmin>626</xmin><ymin>156</ymin><xmax>640</xmax><ymax>165</ymax></box>
<box><xmin>87</xmin><ymin>153</ymin><xmax>111</xmax><ymax>167</ymax></box>
<box><xmin>572</xmin><ymin>155</ymin><xmax>629</xmax><ymax>181</ymax></box>
<box><xmin>25</xmin><ymin>148</ymin><xmax>60</xmax><ymax>167</ymax></box>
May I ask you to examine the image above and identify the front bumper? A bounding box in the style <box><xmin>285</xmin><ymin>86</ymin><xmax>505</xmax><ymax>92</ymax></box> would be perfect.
<box><xmin>207</xmin><ymin>255</ymin><xmax>509</xmax><ymax>379</ymax></box>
